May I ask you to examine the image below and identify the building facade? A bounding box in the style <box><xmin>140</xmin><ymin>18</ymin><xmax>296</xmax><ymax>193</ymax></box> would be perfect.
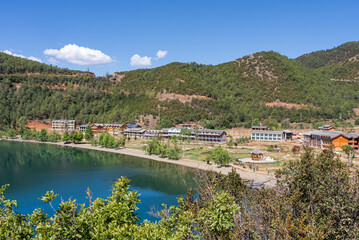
<box><xmin>251</xmin><ymin>130</ymin><xmax>283</xmax><ymax>142</ymax></box>
<box><xmin>103</xmin><ymin>124</ymin><xmax>127</xmax><ymax>135</ymax></box>
<box><xmin>145</xmin><ymin>130</ymin><xmax>160</xmax><ymax>139</ymax></box>
<box><xmin>52</xmin><ymin>120</ymin><xmax>76</xmax><ymax>132</ymax></box>
<box><xmin>123</xmin><ymin>128</ymin><xmax>147</xmax><ymax>138</ymax></box>
<box><xmin>196</xmin><ymin>129</ymin><xmax>227</xmax><ymax>143</ymax></box>
<box><xmin>304</xmin><ymin>130</ymin><xmax>359</xmax><ymax>150</ymax></box>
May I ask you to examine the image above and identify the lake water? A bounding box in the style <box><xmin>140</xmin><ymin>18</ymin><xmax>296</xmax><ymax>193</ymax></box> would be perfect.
<box><xmin>0</xmin><ymin>141</ymin><xmax>198</xmax><ymax>221</ymax></box>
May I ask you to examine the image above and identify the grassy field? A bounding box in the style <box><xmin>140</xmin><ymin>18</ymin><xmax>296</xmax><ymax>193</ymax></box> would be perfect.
<box><xmin>122</xmin><ymin>137</ymin><xmax>306</xmax><ymax>173</ymax></box>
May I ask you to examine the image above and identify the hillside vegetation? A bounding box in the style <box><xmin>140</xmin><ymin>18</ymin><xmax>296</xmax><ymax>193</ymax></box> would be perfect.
<box><xmin>1</xmin><ymin>41</ymin><xmax>359</xmax><ymax>129</ymax></box>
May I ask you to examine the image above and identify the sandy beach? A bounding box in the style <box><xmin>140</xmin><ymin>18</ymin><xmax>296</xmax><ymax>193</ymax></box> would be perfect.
<box><xmin>1</xmin><ymin>138</ymin><xmax>277</xmax><ymax>187</ymax></box>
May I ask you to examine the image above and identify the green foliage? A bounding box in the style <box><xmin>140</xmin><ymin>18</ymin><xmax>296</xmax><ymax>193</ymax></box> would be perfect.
<box><xmin>236</xmin><ymin>137</ymin><xmax>250</xmax><ymax>145</ymax></box>
<box><xmin>62</xmin><ymin>131</ymin><xmax>70</xmax><ymax>143</ymax></box>
<box><xmin>47</xmin><ymin>131</ymin><xmax>61</xmax><ymax>142</ymax></box>
<box><xmin>206</xmin><ymin>146</ymin><xmax>232</xmax><ymax>165</ymax></box>
<box><xmin>312</xmin><ymin>121</ymin><xmax>324</xmax><ymax>129</ymax></box>
<box><xmin>280</xmin><ymin>120</ymin><xmax>291</xmax><ymax>129</ymax></box>
<box><xmin>296</xmin><ymin>41</ymin><xmax>359</xmax><ymax>68</ymax></box>
<box><xmin>74</xmin><ymin>130</ymin><xmax>83</xmax><ymax>143</ymax></box>
<box><xmin>276</xmin><ymin>147</ymin><xmax>359</xmax><ymax>239</ymax></box>
<box><xmin>84</xmin><ymin>125</ymin><xmax>94</xmax><ymax>141</ymax></box>
<box><xmin>355</xmin><ymin>119</ymin><xmax>359</xmax><ymax>126</ymax></box>
<box><xmin>2</xmin><ymin>42</ymin><xmax>359</xmax><ymax>129</ymax></box>
<box><xmin>342</xmin><ymin>144</ymin><xmax>355</xmax><ymax>167</ymax></box>
<box><xmin>227</xmin><ymin>135</ymin><xmax>234</xmax><ymax>148</ymax></box>
<box><xmin>166</xmin><ymin>145</ymin><xmax>182</xmax><ymax>160</ymax></box>
<box><xmin>267</xmin><ymin>145</ymin><xmax>274</xmax><ymax>151</ymax></box>
<box><xmin>37</xmin><ymin>128</ymin><xmax>48</xmax><ymax>142</ymax></box>
<box><xmin>96</xmin><ymin>132</ymin><xmax>121</xmax><ymax>148</ymax></box>
<box><xmin>5</xmin><ymin>128</ymin><xmax>16</xmax><ymax>139</ymax></box>
<box><xmin>16</xmin><ymin>116</ymin><xmax>28</xmax><ymax>135</ymax></box>
<box><xmin>252</xmin><ymin>118</ymin><xmax>260</xmax><ymax>126</ymax></box>
<box><xmin>1</xmin><ymin>177</ymin><xmax>140</xmax><ymax>239</ymax></box>
<box><xmin>144</xmin><ymin>138</ymin><xmax>182</xmax><ymax>160</ymax></box>
<box><xmin>263</xmin><ymin>118</ymin><xmax>279</xmax><ymax>130</ymax></box>
<box><xmin>155</xmin><ymin>119</ymin><xmax>173</xmax><ymax>129</ymax></box>
<box><xmin>1</xmin><ymin>149</ymin><xmax>359</xmax><ymax>239</ymax></box>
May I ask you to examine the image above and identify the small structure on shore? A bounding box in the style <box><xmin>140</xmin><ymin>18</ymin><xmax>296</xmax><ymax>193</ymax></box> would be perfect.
<box><xmin>250</xmin><ymin>149</ymin><xmax>265</xmax><ymax>161</ymax></box>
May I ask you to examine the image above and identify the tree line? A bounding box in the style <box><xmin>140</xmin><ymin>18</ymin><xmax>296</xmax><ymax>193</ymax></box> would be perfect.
<box><xmin>1</xmin><ymin>147</ymin><xmax>359</xmax><ymax>239</ymax></box>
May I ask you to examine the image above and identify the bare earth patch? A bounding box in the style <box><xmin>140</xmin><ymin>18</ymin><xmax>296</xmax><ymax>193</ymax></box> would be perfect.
<box><xmin>265</xmin><ymin>100</ymin><xmax>319</xmax><ymax>110</ymax></box>
<box><xmin>156</xmin><ymin>92</ymin><xmax>216</xmax><ymax>104</ymax></box>
<box><xmin>27</xmin><ymin>121</ymin><xmax>52</xmax><ymax>132</ymax></box>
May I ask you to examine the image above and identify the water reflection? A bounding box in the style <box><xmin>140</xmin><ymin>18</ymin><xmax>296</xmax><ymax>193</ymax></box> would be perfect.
<box><xmin>0</xmin><ymin>141</ymin><xmax>197</xmax><ymax>220</ymax></box>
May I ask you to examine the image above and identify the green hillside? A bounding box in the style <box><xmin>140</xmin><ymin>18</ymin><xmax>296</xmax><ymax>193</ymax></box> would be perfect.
<box><xmin>296</xmin><ymin>41</ymin><xmax>359</xmax><ymax>68</ymax></box>
<box><xmin>114</xmin><ymin>43</ymin><xmax>359</xmax><ymax>126</ymax></box>
<box><xmin>1</xmin><ymin>41</ymin><xmax>359</xmax><ymax>129</ymax></box>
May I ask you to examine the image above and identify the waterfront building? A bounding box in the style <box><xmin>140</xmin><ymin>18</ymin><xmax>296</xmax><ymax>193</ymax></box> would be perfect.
<box><xmin>303</xmin><ymin>130</ymin><xmax>358</xmax><ymax>150</ymax></box>
<box><xmin>91</xmin><ymin>123</ymin><xmax>105</xmax><ymax>133</ymax></box>
<box><xmin>196</xmin><ymin>129</ymin><xmax>227</xmax><ymax>143</ymax></box>
<box><xmin>104</xmin><ymin>124</ymin><xmax>127</xmax><ymax>135</ymax></box>
<box><xmin>52</xmin><ymin>120</ymin><xmax>76</xmax><ymax>132</ymax></box>
<box><xmin>79</xmin><ymin>124</ymin><xmax>88</xmax><ymax>133</ymax></box>
<box><xmin>145</xmin><ymin>130</ymin><xmax>160</xmax><ymax>139</ymax></box>
<box><xmin>156</xmin><ymin>127</ymin><xmax>226</xmax><ymax>143</ymax></box>
<box><xmin>123</xmin><ymin>128</ymin><xmax>146</xmax><ymax>138</ymax></box>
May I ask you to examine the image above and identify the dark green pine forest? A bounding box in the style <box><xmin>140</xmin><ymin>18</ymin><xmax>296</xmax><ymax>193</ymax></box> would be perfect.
<box><xmin>1</xmin><ymin>41</ymin><xmax>359</xmax><ymax>129</ymax></box>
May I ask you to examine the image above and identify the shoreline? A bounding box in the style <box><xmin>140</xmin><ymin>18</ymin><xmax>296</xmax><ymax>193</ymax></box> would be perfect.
<box><xmin>1</xmin><ymin>138</ymin><xmax>276</xmax><ymax>187</ymax></box>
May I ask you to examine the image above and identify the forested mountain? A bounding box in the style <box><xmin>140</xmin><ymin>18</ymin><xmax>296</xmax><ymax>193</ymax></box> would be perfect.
<box><xmin>1</xmin><ymin>41</ymin><xmax>359</xmax><ymax>129</ymax></box>
<box><xmin>296</xmin><ymin>41</ymin><xmax>359</xmax><ymax>68</ymax></box>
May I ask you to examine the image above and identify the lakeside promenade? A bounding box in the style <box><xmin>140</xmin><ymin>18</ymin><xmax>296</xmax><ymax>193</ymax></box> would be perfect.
<box><xmin>1</xmin><ymin>138</ymin><xmax>277</xmax><ymax>187</ymax></box>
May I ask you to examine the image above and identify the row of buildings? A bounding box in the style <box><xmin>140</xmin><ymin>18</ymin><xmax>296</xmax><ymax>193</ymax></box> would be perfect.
<box><xmin>251</xmin><ymin>124</ymin><xmax>359</xmax><ymax>151</ymax></box>
<box><xmin>52</xmin><ymin>120</ymin><xmax>227</xmax><ymax>143</ymax></box>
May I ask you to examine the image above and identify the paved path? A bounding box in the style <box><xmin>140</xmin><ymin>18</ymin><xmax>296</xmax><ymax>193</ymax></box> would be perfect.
<box><xmin>2</xmin><ymin>139</ymin><xmax>277</xmax><ymax>187</ymax></box>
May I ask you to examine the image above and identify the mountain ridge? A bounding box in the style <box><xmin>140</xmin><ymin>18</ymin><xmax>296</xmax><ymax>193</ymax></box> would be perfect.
<box><xmin>1</xmin><ymin>41</ymin><xmax>359</xmax><ymax>129</ymax></box>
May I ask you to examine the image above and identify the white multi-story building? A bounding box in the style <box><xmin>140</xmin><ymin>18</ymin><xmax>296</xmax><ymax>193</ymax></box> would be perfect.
<box><xmin>251</xmin><ymin>130</ymin><xmax>284</xmax><ymax>142</ymax></box>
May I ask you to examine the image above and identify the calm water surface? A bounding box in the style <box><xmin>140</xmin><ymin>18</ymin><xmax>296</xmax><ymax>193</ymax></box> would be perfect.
<box><xmin>0</xmin><ymin>141</ymin><xmax>197</xmax><ymax>221</ymax></box>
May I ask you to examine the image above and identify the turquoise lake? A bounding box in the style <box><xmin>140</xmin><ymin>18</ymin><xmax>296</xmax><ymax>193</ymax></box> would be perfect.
<box><xmin>0</xmin><ymin>141</ymin><xmax>198</xmax><ymax>221</ymax></box>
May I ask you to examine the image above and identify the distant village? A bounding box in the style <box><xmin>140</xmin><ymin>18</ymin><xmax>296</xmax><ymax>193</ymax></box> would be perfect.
<box><xmin>51</xmin><ymin>120</ymin><xmax>227</xmax><ymax>143</ymax></box>
<box><xmin>52</xmin><ymin>120</ymin><xmax>356</xmax><ymax>153</ymax></box>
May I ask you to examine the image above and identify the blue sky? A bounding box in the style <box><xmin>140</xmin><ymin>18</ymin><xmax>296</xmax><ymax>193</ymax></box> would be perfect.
<box><xmin>1</xmin><ymin>0</ymin><xmax>358</xmax><ymax>76</ymax></box>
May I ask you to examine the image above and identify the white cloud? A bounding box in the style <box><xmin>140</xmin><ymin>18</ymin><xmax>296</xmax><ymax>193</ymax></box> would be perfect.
<box><xmin>3</xmin><ymin>50</ymin><xmax>42</xmax><ymax>62</ymax></box>
<box><xmin>156</xmin><ymin>50</ymin><xmax>167</xmax><ymax>59</ymax></box>
<box><xmin>130</xmin><ymin>50</ymin><xmax>168</xmax><ymax>67</ymax></box>
<box><xmin>43</xmin><ymin>44</ymin><xmax>112</xmax><ymax>65</ymax></box>
<box><xmin>130</xmin><ymin>54</ymin><xmax>152</xmax><ymax>67</ymax></box>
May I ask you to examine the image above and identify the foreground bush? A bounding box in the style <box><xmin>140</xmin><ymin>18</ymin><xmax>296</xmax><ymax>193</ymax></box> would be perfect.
<box><xmin>1</xmin><ymin>147</ymin><xmax>359</xmax><ymax>239</ymax></box>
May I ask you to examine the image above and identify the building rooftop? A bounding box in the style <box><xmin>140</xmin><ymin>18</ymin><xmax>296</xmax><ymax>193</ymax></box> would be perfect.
<box><xmin>251</xmin><ymin>130</ymin><xmax>283</xmax><ymax>134</ymax></box>
<box><xmin>123</xmin><ymin>128</ymin><xmax>146</xmax><ymax>133</ymax></box>
<box><xmin>250</xmin><ymin>149</ymin><xmax>265</xmax><ymax>155</ymax></box>
<box><xmin>52</xmin><ymin>120</ymin><xmax>76</xmax><ymax>122</ymax></box>
<box><xmin>198</xmin><ymin>129</ymin><xmax>226</xmax><ymax>134</ymax></box>
<box><xmin>126</xmin><ymin>124</ymin><xmax>140</xmax><ymax>128</ymax></box>
<box><xmin>252</xmin><ymin>126</ymin><xmax>268</xmax><ymax>129</ymax></box>
<box><xmin>104</xmin><ymin>123</ymin><xmax>124</xmax><ymax>127</ymax></box>
<box><xmin>304</xmin><ymin>130</ymin><xmax>358</xmax><ymax>139</ymax></box>
<box><xmin>318</xmin><ymin>124</ymin><xmax>335</xmax><ymax>130</ymax></box>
